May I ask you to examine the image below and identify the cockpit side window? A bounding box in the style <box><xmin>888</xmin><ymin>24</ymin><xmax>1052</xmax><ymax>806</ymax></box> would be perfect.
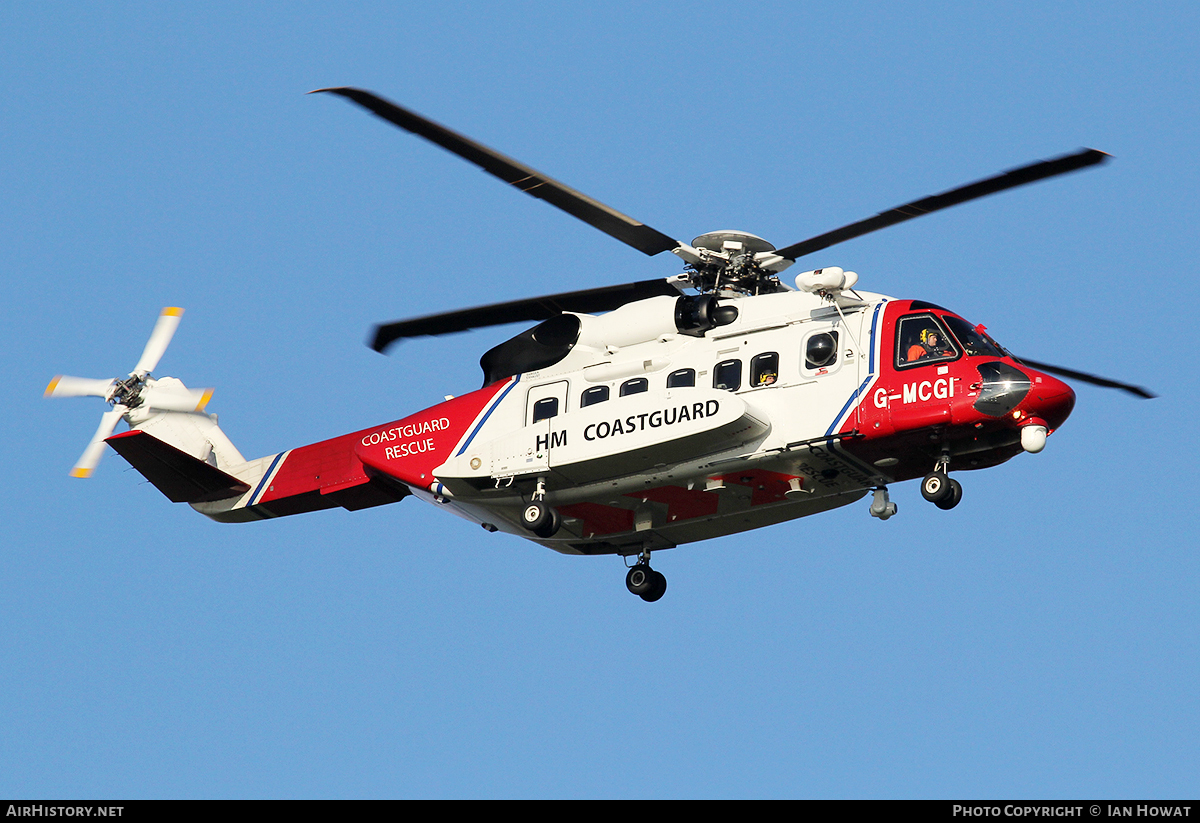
<box><xmin>896</xmin><ymin>314</ymin><xmax>959</xmax><ymax>368</ymax></box>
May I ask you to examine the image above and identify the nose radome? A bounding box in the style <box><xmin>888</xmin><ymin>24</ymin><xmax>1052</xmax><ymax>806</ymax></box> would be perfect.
<box><xmin>1026</xmin><ymin>371</ymin><xmax>1076</xmax><ymax>431</ymax></box>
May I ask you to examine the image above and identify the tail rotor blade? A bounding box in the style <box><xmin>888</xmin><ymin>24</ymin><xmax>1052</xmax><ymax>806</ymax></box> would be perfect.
<box><xmin>45</xmin><ymin>375</ymin><xmax>116</xmax><ymax>399</ymax></box>
<box><xmin>141</xmin><ymin>384</ymin><xmax>214</xmax><ymax>413</ymax></box>
<box><xmin>133</xmin><ymin>307</ymin><xmax>184</xmax><ymax>377</ymax></box>
<box><xmin>70</xmin><ymin>407</ymin><xmax>126</xmax><ymax>478</ymax></box>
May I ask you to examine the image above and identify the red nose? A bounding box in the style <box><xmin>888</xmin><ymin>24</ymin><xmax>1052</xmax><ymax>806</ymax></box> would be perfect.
<box><xmin>1026</xmin><ymin>371</ymin><xmax>1075</xmax><ymax>430</ymax></box>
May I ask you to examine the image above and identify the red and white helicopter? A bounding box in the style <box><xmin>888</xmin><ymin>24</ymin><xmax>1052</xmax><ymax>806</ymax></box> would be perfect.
<box><xmin>47</xmin><ymin>88</ymin><xmax>1153</xmax><ymax>602</ymax></box>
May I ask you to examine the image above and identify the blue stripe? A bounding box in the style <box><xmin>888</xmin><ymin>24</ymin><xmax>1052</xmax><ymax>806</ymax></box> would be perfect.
<box><xmin>456</xmin><ymin>375</ymin><xmax>520</xmax><ymax>456</ymax></box>
<box><xmin>250</xmin><ymin>451</ymin><xmax>286</xmax><ymax>504</ymax></box>
<box><xmin>826</xmin><ymin>377</ymin><xmax>873</xmax><ymax>437</ymax></box>
<box><xmin>868</xmin><ymin>300</ymin><xmax>883</xmax><ymax>373</ymax></box>
<box><xmin>825</xmin><ymin>301</ymin><xmax>884</xmax><ymax>437</ymax></box>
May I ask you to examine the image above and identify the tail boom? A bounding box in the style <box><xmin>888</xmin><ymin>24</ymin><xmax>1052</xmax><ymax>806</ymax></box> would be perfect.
<box><xmin>109</xmin><ymin>379</ymin><xmax>515</xmax><ymax>523</ymax></box>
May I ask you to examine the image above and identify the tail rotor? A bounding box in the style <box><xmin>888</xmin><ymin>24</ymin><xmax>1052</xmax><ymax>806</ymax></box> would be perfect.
<box><xmin>46</xmin><ymin>307</ymin><xmax>214</xmax><ymax>477</ymax></box>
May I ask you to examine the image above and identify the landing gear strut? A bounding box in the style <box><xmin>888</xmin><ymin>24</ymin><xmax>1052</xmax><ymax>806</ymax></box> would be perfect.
<box><xmin>625</xmin><ymin>549</ymin><xmax>667</xmax><ymax>602</ymax></box>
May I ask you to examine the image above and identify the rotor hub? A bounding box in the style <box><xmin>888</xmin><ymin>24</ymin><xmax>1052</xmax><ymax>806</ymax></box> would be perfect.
<box><xmin>682</xmin><ymin>230</ymin><xmax>787</xmax><ymax>296</ymax></box>
<box><xmin>110</xmin><ymin>375</ymin><xmax>147</xmax><ymax>409</ymax></box>
<box><xmin>689</xmin><ymin>231</ymin><xmax>775</xmax><ymax>255</ymax></box>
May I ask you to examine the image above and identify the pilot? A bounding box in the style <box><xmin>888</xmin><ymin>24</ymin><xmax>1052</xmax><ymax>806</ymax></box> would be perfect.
<box><xmin>757</xmin><ymin>370</ymin><xmax>778</xmax><ymax>386</ymax></box>
<box><xmin>907</xmin><ymin>328</ymin><xmax>951</xmax><ymax>362</ymax></box>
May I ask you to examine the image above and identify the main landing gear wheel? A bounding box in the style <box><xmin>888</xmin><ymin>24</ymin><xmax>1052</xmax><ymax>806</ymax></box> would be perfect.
<box><xmin>934</xmin><ymin>478</ymin><xmax>962</xmax><ymax>510</ymax></box>
<box><xmin>521</xmin><ymin>501</ymin><xmax>561</xmax><ymax>538</ymax></box>
<box><xmin>921</xmin><ymin>471</ymin><xmax>952</xmax><ymax>503</ymax></box>
<box><xmin>626</xmin><ymin>564</ymin><xmax>667</xmax><ymax>602</ymax></box>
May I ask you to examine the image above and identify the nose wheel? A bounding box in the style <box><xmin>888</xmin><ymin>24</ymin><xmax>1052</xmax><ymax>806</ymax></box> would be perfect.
<box><xmin>921</xmin><ymin>467</ymin><xmax>962</xmax><ymax>510</ymax></box>
<box><xmin>935</xmin><ymin>478</ymin><xmax>962</xmax><ymax>510</ymax></box>
<box><xmin>624</xmin><ymin>550</ymin><xmax>667</xmax><ymax>602</ymax></box>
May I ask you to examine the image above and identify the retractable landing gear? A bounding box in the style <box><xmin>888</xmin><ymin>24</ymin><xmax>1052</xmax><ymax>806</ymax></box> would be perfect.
<box><xmin>520</xmin><ymin>479</ymin><xmax>561</xmax><ymax>538</ymax></box>
<box><xmin>521</xmin><ymin>501</ymin><xmax>561</xmax><ymax>537</ymax></box>
<box><xmin>921</xmin><ymin>453</ymin><xmax>962</xmax><ymax>511</ymax></box>
<box><xmin>625</xmin><ymin>549</ymin><xmax>667</xmax><ymax>602</ymax></box>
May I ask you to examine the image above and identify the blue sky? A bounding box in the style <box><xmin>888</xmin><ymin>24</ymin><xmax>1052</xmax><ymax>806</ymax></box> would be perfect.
<box><xmin>3</xmin><ymin>1</ymin><xmax>1197</xmax><ymax>798</ymax></box>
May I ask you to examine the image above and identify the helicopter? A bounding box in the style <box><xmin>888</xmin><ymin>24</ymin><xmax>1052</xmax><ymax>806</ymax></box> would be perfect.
<box><xmin>47</xmin><ymin>88</ymin><xmax>1154</xmax><ymax>602</ymax></box>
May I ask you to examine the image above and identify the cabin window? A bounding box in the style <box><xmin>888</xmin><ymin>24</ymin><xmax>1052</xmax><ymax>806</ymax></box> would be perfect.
<box><xmin>896</xmin><ymin>314</ymin><xmax>959</xmax><ymax>368</ymax></box>
<box><xmin>531</xmin><ymin>397</ymin><xmax>559</xmax><ymax>423</ymax></box>
<box><xmin>805</xmin><ymin>332</ymin><xmax>839</xmax><ymax>370</ymax></box>
<box><xmin>581</xmin><ymin>386</ymin><xmax>609</xmax><ymax>407</ymax></box>
<box><xmin>750</xmin><ymin>352</ymin><xmax>780</xmax><ymax>387</ymax></box>
<box><xmin>667</xmin><ymin>368</ymin><xmax>696</xmax><ymax>388</ymax></box>
<box><xmin>620</xmin><ymin>377</ymin><xmax>649</xmax><ymax>396</ymax></box>
<box><xmin>525</xmin><ymin>380</ymin><xmax>569</xmax><ymax>427</ymax></box>
<box><xmin>942</xmin><ymin>315</ymin><xmax>1005</xmax><ymax>358</ymax></box>
<box><xmin>713</xmin><ymin>359</ymin><xmax>742</xmax><ymax>392</ymax></box>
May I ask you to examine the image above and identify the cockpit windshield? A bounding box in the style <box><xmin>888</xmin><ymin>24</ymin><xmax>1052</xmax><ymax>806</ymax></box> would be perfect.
<box><xmin>943</xmin><ymin>315</ymin><xmax>1006</xmax><ymax>358</ymax></box>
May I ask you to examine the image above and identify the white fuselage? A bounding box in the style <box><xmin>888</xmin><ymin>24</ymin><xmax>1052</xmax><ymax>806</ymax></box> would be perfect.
<box><xmin>424</xmin><ymin>289</ymin><xmax>889</xmax><ymax>555</ymax></box>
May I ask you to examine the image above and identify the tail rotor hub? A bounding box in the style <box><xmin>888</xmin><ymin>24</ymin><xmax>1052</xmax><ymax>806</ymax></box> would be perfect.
<box><xmin>109</xmin><ymin>375</ymin><xmax>148</xmax><ymax>409</ymax></box>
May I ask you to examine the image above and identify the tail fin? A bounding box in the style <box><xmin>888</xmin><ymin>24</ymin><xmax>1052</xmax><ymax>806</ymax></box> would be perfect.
<box><xmin>123</xmin><ymin>387</ymin><xmax>247</xmax><ymax>469</ymax></box>
<box><xmin>106</xmin><ymin>430</ymin><xmax>250</xmax><ymax>503</ymax></box>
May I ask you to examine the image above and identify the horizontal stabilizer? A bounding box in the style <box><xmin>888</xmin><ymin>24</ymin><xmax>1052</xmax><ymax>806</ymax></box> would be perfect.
<box><xmin>106</xmin><ymin>430</ymin><xmax>251</xmax><ymax>504</ymax></box>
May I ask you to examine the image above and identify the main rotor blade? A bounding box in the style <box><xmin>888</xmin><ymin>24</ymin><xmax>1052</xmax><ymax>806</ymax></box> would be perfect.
<box><xmin>774</xmin><ymin>149</ymin><xmax>1109</xmax><ymax>261</ymax></box>
<box><xmin>372</xmin><ymin>278</ymin><xmax>682</xmax><ymax>352</ymax></box>
<box><xmin>311</xmin><ymin>87</ymin><xmax>682</xmax><ymax>257</ymax></box>
<box><xmin>70</xmin><ymin>407</ymin><xmax>126</xmax><ymax>478</ymax></box>
<box><xmin>1016</xmin><ymin>357</ymin><xmax>1156</xmax><ymax>399</ymax></box>
<box><xmin>133</xmin><ymin>307</ymin><xmax>184</xmax><ymax>377</ymax></box>
<box><xmin>45</xmin><ymin>375</ymin><xmax>116</xmax><ymax>399</ymax></box>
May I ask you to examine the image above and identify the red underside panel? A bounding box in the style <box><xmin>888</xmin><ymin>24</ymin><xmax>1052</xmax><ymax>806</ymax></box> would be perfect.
<box><xmin>713</xmin><ymin>469</ymin><xmax>800</xmax><ymax>507</ymax></box>
<box><xmin>626</xmin><ymin>485</ymin><xmax>718</xmax><ymax>522</ymax></box>
<box><xmin>561</xmin><ymin>469</ymin><xmax>804</xmax><ymax>539</ymax></box>
<box><xmin>557</xmin><ymin>502</ymin><xmax>635</xmax><ymax>537</ymax></box>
